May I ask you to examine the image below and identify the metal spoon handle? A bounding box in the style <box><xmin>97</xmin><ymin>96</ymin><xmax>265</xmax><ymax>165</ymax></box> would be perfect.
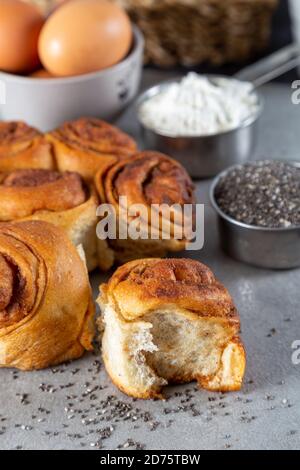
<box><xmin>235</xmin><ymin>43</ymin><xmax>300</xmax><ymax>88</ymax></box>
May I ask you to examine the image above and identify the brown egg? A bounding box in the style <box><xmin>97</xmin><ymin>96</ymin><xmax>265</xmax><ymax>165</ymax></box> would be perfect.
<box><xmin>38</xmin><ymin>0</ymin><xmax>132</xmax><ymax>77</ymax></box>
<box><xmin>30</xmin><ymin>68</ymin><xmax>55</xmax><ymax>78</ymax></box>
<box><xmin>0</xmin><ymin>0</ymin><xmax>44</xmax><ymax>73</ymax></box>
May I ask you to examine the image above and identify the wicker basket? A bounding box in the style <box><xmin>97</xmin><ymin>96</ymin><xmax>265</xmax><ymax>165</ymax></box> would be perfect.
<box><xmin>112</xmin><ymin>0</ymin><xmax>278</xmax><ymax>67</ymax></box>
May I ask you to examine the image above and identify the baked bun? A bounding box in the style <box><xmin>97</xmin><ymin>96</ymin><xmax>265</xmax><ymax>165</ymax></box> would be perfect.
<box><xmin>46</xmin><ymin>117</ymin><xmax>137</xmax><ymax>180</ymax></box>
<box><xmin>0</xmin><ymin>169</ymin><xmax>99</xmax><ymax>271</ymax></box>
<box><xmin>0</xmin><ymin>121</ymin><xmax>54</xmax><ymax>172</ymax></box>
<box><xmin>94</xmin><ymin>151</ymin><xmax>195</xmax><ymax>271</ymax></box>
<box><xmin>0</xmin><ymin>221</ymin><xmax>94</xmax><ymax>370</ymax></box>
<box><xmin>98</xmin><ymin>258</ymin><xmax>246</xmax><ymax>399</ymax></box>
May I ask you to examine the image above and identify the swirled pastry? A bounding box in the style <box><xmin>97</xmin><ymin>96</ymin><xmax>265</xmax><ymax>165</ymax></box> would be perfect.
<box><xmin>94</xmin><ymin>151</ymin><xmax>195</xmax><ymax>270</ymax></box>
<box><xmin>46</xmin><ymin>117</ymin><xmax>137</xmax><ymax>180</ymax></box>
<box><xmin>0</xmin><ymin>221</ymin><xmax>94</xmax><ymax>370</ymax></box>
<box><xmin>0</xmin><ymin>169</ymin><xmax>99</xmax><ymax>271</ymax></box>
<box><xmin>0</xmin><ymin>121</ymin><xmax>54</xmax><ymax>172</ymax></box>
<box><xmin>98</xmin><ymin>258</ymin><xmax>246</xmax><ymax>398</ymax></box>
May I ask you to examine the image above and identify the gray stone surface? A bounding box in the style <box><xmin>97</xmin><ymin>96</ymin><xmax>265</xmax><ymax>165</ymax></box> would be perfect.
<box><xmin>0</xmin><ymin>72</ymin><xmax>300</xmax><ymax>450</ymax></box>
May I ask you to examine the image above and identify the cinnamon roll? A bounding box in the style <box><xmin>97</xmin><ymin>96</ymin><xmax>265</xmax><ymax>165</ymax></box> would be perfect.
<box><xmin>46</xmin><ymin>117</ymin><xmax>137</xmax><ymax>180</ymax></box>
<box><xmin>94</xmin><ymin>151</ymin><xmax>195</xmax><ymax>270</ymax></box>
<box><xmin>98</xmin><ymin>258</ymin><xmax>246</xmax><ymax>399</ymax></box>
<box><xmin>0</xmin><ymin>221</ymin><xmax>94</xmax><ymax>370</ymax></box>
<box><xmin>0</xmin><ymin>169</ymin><xmax>99</xmax><ymax>271</ymax></box>
<box><xmin>0</xmin><ymin>121</ymin><xmax>54</xmax><ymax>172</ymax></box>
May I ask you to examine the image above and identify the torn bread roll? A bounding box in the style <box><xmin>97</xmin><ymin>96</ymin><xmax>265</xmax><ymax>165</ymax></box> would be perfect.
<box><xmin>94</xmin><ymin>151</ymin><xmax>195</xmax><ymax>271</ymax></box>
<box><xmin>46</xmin><ymin>117</ymin><xmax>137</xmax><ymax>180</ymax></box>
<box><xmin>0</xmin><ymin>121</ymin><xmax>54</xmax><ymax>172</ymax></box>
<box><xmin>0</xmin><ymin>221</ymin><xmax>94</xmax><ymax>370</ymax></box>
<box><xmin>98</xmin><ymin>258</ymin><xmax>246</xmax><ymax>399</ymax></box>
<box><xmin>0</xmin><ymin>169</ymin><xmax>99</xmax><ymax>271</ymax></box>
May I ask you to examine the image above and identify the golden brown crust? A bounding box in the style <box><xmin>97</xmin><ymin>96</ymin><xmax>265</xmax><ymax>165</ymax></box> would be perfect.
<box><xmin>0</xmin><ymin>256</ymin><xmax>13</xmax><ymax>312</ymax></box>
<box><xmin>0</xmin><ymin>169</ymin><xmax>99</xmax><ymax>271</ymax></box>
<box><xmin>46</xmin><ymin>117</ymin><xmax>137</xmax><ymax>180</ymax></box>
<box><xmin>95</xmin><ymin>150</ymin><xmax>194</xmax><ymax>207</ymax></box>
<box><xmin>94</xmin><ymin>151</ymin><xmax>195</xmax><ymax>268</ymax></box>
<box><xmin>0</xmin><ymin>121</ymin><xmax>54</xmax><ymax>172</ymax></box>
<box><xmin>99</xmin><ymin>258</ymin><xmax>246</xmax><ymax>398</ymax></box>
<box><xmin>3</xmin><ymin>168</ymin><xmax>62</xmax><ymax>187</ymax></box>
<box><xmin>0</xmin><ymin>169</ymin><xmax>87</xmax><ymax>220</ymax></box>
<box><xmin>0</xmin><ymin>221</ymin><xmax>94</xmax><ymax>370</ymax></box>
<box><xmin>105</xmin><ymin>258</ymin><xmax>240</xmax><ymax>325</ymax></box>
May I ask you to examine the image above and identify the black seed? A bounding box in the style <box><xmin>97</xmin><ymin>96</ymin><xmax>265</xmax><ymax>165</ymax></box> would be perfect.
<box><xmin>215</xmin><ymin>161</ymin><xmax>300</xmax><ymax>228</ymax></box>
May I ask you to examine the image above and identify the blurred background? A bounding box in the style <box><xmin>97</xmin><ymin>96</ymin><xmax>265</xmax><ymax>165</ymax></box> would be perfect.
<box><xmin>27</xmin><ymin>0</ymin><xmax>297</xmax><ymax>82</ymax></box>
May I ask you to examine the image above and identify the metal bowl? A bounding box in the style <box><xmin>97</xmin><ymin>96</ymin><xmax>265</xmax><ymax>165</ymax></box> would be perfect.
<box><xmin>136</xmin><ymin>77</ymin><xmax>263</xmax><ymax>179</ymax></box>
<box><xmin>210</xmin><ymin>161</ymin><xmax>300</xmax><ymax>270</ymax></box>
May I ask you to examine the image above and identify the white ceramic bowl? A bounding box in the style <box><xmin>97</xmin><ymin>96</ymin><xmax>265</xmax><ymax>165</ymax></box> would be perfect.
<box><xmin>0</xmin><ymin>26</ymin><xmax>144</xmax><ymax>131</ymax></box>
